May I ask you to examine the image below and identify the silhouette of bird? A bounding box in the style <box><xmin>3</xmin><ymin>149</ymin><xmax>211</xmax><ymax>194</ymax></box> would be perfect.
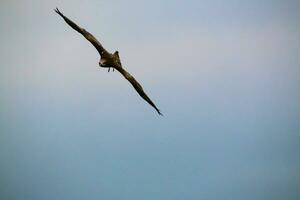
<box><xmin>54</xmin><ymin>8</ymin><xmax>162</xmax><ymax>115</ymax></box>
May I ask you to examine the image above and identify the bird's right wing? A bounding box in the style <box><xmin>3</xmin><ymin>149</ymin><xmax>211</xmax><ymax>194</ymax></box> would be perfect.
<box><xmin>54</xmin><ymin>8</ymin><xmax>108</xmax><ymax>56</ymax></box>
<box><xmin>116</xmin><ymin>67</ymin><xmax>162</xmax><ymax>115</ymax></box>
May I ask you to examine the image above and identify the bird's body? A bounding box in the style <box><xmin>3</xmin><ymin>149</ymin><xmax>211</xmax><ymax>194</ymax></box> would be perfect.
<box><xmin>99</xmin><ymin>51</ymin><xmax>121</xmax><ymax>71</ymax></box>
<box><xmin>54</xmin><ymin>8</ymin><xmax>162</xmax><ymax>115</ymax></box>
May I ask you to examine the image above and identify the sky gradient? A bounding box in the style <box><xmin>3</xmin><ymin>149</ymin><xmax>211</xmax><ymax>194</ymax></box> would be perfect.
<box><xmin>0</xmin><ymin>0</ymin><xmax>300</xmax><ymax>199</ymax></box>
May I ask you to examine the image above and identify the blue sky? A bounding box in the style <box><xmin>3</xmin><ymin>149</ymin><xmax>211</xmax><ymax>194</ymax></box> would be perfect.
<box><xmin>0</xmin><ymin>0</ymin><xmax>299</xmax><ymax>199</ymax></box>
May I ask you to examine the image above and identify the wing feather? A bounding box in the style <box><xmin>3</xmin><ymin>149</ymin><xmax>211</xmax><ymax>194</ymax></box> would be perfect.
<box><xmin>54</xmin><ymin>8</ymin><xmax>108</xmax><ymax>56</ymax></box>
<box><xmin>116</xmin><ymin>67</ymin><xmax>162</xmax><ymax>115</ymax></box>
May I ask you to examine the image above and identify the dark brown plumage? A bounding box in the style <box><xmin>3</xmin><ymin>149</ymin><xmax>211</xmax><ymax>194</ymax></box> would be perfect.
<box><xmin>54</xmin><ymin>8</ymin><xmax>162</xmax><ymax>115</ymax></box>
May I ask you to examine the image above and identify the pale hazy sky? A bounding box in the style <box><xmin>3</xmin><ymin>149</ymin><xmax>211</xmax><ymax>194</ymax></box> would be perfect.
<box><xmin>0</xmin><ymin>0</ymin><xmax>300</xmax><ymax>199</ymax></box>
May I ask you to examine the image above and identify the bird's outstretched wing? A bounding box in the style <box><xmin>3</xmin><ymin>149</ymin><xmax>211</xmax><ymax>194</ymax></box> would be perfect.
<box><xmin>116</xmin><ymin>67</ymin><xmax>162</xmax><ymax>115</ymax></box>
<box><xmin>54</xmin><ymin>8</ymin><xmax>108</xmax><ymax>56</ymax></box>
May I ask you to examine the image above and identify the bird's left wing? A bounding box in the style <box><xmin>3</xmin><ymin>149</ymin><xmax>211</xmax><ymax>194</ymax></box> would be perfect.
<box><xmin>116</xmin><ymin>67</ymin><xmax>162</xmax><ymax>115</ymax></box>
<box><xmin>54</xmin><ymin>8</ymin><xmax>108</xmax><ymax>56</ymax></box>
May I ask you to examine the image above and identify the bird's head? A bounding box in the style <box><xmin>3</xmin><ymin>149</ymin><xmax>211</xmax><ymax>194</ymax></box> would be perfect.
<box><xmin>113</xmin><ymin>50</ymin><xmax>119</xmax><ymax>56</ymax></box>
<box><xmin>113</xmin><ymin>50</ymin><xmax>122</xmax><ymax>67</ymax></box>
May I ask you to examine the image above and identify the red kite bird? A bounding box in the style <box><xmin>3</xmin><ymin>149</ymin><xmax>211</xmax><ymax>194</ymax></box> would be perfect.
<box><xmin>55</xmin><ymin>8</ymin><xmax>162</xmax><ymax>115</ymax></box>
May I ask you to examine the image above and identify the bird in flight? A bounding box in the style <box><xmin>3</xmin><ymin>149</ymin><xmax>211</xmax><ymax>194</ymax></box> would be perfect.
<box><xmin>54</xmin><ymin>8</ymin><xmax>162</xmax><ymax>115</ymax></box>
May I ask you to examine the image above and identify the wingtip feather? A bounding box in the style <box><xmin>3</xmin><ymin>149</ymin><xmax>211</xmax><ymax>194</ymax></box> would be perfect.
<box><xmin>157</xmin><ymin>110</ymin><xmax>163</xmax><ymax>116</ymax></box>
<box><xmin>54</xmin><ymin>7</ymin><xmax>63</xmax><ymax>16</ymax></box>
